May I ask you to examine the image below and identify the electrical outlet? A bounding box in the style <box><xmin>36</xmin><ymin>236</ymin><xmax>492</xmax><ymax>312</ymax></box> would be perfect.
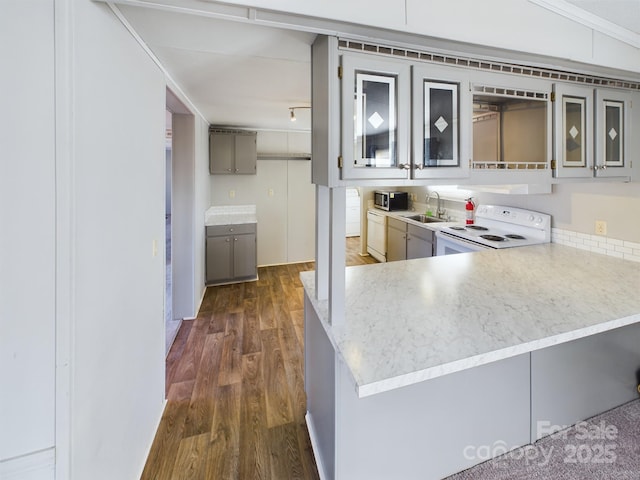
<box><xmin>595</xmin><ymin>220</ymin><xmax>607</xmax><ymax>235</ymax></box>
<box><xmin>268</xmin><ymin>188</ymin><xmax>274</xmax><ymax>197</ymax></box>
<box><xmin>152</xmin><ymin>239</ymin><xmax>158</xmax><ymax>257</ymax></box>
<box><xmin>229</xmin><ymin>189</ymin><xmax>235</xmax><ymax>199</ymax></box>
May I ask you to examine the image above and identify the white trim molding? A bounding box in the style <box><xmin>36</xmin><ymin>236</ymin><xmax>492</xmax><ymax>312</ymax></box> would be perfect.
<box><xmin>0</xmin><ymin>448</ymin><xmax>55</xmax><ymax>480</ymax></box>
<box><xmin>529</xmin><ymin>0</ymin><xmax>640</xmax><ymax>49</ymax></box>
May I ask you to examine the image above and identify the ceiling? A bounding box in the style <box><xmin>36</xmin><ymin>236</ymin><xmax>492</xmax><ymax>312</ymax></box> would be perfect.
<box><xmin>566</xmin><ymin>0</ymin><xmax>640</xmax><ymax>34</ymax></box>
<box><xmin>119</xmin><ymin>1</ymin><xmax>639</xmax><ymax>132</ymax></box>
<box><xmin>119</xmin><ymin>5</ymin><xmax>316</xmax><ymax>131</ymax></box>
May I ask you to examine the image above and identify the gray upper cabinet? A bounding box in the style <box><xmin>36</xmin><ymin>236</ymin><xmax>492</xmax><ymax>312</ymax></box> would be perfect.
<box><xmin>209</xmin><ymin>130</ymin><xmax>257</xmax><ymax>175</ymax></box>
<box><xmin>553</xmin><ymin>85</ymin><xmax>633</xmax><ymax>180</ymax></box>
<box><xmin>312</xmin><ymin>35</ymin><xmax>639</xmax><ymax>187</ymax></box>
<box><xmin>339</xmin><ymin>52</ymin><xmax>411</xmax><ymax>181</ymax></box>
<box><xmin>411</xmin><ymin>65</ymin><xmax>470</xmax><ymax>179</ymax></box>
<box><xmin>552</xmin><ymin>83</ymin><xmax>594</xmax><ymax>178</ymax></box>
<box><xmin>594</xmin><ymin>88</ymin><xmax>632</xmax><ymax>179</ymax></box>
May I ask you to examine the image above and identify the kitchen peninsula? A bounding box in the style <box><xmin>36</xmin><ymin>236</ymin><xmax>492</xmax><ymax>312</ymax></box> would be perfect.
<box><xmin>303</xmin><ymin>244</ymin><xmax>640</xmax><ymax>479</ymax></box>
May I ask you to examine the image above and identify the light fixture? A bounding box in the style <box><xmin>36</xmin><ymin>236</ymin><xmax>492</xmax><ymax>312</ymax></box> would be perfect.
<box><xmin>289</xmin><ymin>106</ymin><xmax>311</xmax><ymax>122</ymax></box>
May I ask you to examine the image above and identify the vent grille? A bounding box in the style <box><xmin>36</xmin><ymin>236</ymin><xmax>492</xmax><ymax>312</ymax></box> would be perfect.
<box><xmin>472</xmin><ymin>85</ymin><xmax>548</xmax><ymax>100</ymax></box>
<box><xmin>338</xmin><ymin>39</ymin><xmax>640</xmax><ymax>91</ymax></box>
<box><xmin>471</xmin><ymin>161</ymin><xmax>548</xmax><ymax>170</ymax></box>
<box><xmin>209</xmin><ymin>127</ymin><xmax>257</xmax><ymax>135</ymax></box>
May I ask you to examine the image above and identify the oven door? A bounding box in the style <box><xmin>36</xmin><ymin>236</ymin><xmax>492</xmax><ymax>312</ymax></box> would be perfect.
<box><xmin>435</xmin><ymin>231</ymin><xmax>492</xmax><ymax>255</ymax></box>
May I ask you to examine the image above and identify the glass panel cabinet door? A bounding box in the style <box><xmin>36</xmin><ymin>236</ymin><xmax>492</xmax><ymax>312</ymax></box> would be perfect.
<box><xmin>423</xmin><ymin>81</ymin><xmax>457</xmax><ymax>166</ymax></box>
<box><xmin>595</xmin><ymin>88</ymin><xmax>632</xmax><ymax>179</ymax></box>
<box><xmin>340</xmin><ymin>53</ymin><xmax>410</xmax><ymax>180</ymax></box>
<box><xmin>552</xmin><ymin>83</ymin><xmax>593</xmax><ymax>178</ymax></box>
<box><xmin>354</xmin><ymin>73</ymin><xmax>396</xmax><ymax>167</ymax></box>
<box><xmin>412</xmin><ymin>65</ymin><xmax>470</xmax><ymax>179</ymax></box>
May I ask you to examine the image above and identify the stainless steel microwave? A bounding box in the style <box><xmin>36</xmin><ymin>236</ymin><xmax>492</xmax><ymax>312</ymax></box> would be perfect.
<box><xmin>374</xmin><ymin>191</ymin><xmax>408</xmax><ymax>211</ymax></box>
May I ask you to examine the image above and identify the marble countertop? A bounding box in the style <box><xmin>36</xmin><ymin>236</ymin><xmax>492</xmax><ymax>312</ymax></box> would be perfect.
<box><xmin>301</xmin><ymin>243</ymin><xmax>640</xmax><ymax>397</ymax></box>
<box><xmin>205</xmin><ymin>205</ymin><xmax>257</xmax><ymax>226</ymax></box>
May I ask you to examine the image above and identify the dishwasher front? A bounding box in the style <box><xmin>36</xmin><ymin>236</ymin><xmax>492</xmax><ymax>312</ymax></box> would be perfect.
<box><xmin>366</xmin><ymin>209</ymin><xmax>387</xmax><ymax>262</ymax></box>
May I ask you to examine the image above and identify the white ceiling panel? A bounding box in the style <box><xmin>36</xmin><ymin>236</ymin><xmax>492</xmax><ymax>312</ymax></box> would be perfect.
<box><xmin>566</xmin><ymin>0</ymin><xmax>640</xmax><ymax>34</ymax></box>
<box><xmin>119</xmin><ymin>5</ymin><xmax>315</xmax><ymax>130</ymax></box>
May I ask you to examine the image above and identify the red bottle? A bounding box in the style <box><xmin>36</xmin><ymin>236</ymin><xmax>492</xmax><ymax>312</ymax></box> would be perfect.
<box><xmin>465</xmin><ymin>198</ymin><xmax>476</xmax><ymax>225</ymax></box>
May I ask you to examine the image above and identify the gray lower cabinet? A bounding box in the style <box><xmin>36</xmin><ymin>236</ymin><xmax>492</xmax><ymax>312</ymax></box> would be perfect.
<box><xmin>387</xmin><ymin>217</ymin><xmax>407</xmax><ymax>262</ymax></box>
<box><xmin>206</xmin><ymin>223</ymin><xmax>257</xmax><ymax>285</ymax></box>
<box><xmin>407</xmin><ymin>224</ymin><xmax>435</xmax><ymax>259</ymax></box>
<box><xmin>387</xmin><ymin>217</ymin><xmax>435</xmax><ymax>262</ymax></box>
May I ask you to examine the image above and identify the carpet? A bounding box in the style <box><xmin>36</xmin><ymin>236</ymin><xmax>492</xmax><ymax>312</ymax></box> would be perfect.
<box><xmin>445</xmin><ymin>399</ymin><xmax>640</xmax><ymax>479</ymax></box>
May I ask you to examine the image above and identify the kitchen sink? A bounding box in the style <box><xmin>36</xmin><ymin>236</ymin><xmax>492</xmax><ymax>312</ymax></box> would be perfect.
<box><xmin>406</xmin><ymin>214</ymin><xmax>445</xmax><ymax>224</ymax></box>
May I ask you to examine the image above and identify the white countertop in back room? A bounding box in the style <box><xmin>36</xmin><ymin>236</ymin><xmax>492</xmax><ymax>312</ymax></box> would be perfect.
<box><xmin>205</xmin><ymin>205</ymin><xmax>257</xmax><ymax>226</ymax></box>
<box><xmin>301</xmin><ymin>243</ymin><xmax>640</xmax><ymax>398</ymax></box>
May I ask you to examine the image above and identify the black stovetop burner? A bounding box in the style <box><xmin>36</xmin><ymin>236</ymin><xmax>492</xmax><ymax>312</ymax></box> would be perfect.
<box><xmin>480</xmin><ymin>234</ymin><xmax>506</xmax><ymax>242</ymax></box>
<box><xmin>505</xmin><ymin>234</ymin><xmax>526</xmax><ymax>240</ymax></box>
<box><xmin>466</xmin><ymin>225</ymin><xmax>489</xmax><ymax>231</ymax></box>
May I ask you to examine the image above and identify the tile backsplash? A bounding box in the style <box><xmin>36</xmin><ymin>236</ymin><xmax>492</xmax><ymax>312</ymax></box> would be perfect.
<box><xmin>552</xmin><ymin>228</ymin><xmax>640</xmax><ymax>263</ymax></box>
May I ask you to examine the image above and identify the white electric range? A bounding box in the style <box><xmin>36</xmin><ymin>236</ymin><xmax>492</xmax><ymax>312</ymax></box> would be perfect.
<box><xmin>435</xmin><ymin>205</ymin><xmax>551</xmax><ymax>255</ymax></box>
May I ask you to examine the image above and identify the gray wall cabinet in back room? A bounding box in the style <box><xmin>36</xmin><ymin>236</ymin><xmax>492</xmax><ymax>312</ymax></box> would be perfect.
<box><xmin>209</xmin><ymin>129</ymin><xmax>257</xmax><ymax>174</ymax></box>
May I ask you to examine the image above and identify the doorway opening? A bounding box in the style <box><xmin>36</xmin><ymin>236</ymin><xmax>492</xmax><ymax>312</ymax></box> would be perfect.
<box><xmin>165</xmin><ymin>110</ymin><xmax>179</xmax><ymax>354</ymax></box>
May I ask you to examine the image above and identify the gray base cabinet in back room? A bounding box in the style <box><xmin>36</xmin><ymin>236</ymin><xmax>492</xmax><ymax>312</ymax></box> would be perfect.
<box><xmin>206</xmin><ymin>223</ymin><xmax>257</xmax><ymax>285</ymax></box>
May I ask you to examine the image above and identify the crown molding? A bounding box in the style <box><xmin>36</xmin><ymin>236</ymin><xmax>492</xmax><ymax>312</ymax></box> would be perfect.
<box><xmin>528</xmin><ymin>0</ymin><xmax>640</xmax><ymax>48</ymax></box>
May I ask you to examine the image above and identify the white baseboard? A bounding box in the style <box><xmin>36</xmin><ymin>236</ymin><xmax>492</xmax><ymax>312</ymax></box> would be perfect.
<box><xmin>0</xmin><ymin>448</ymin><xmax>55</xmax><ymax>480</ymax></box>
<box><xmin>305</xmin><ymin>412</ymin><xmax>328</xmax><ymax>480</ymax></box>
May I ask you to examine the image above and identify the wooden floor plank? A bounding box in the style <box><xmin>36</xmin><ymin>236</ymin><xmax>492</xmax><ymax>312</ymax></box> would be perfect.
<box><xmin>218</xmin><ymin>312</ymin><xmax>244</xmax><ymax>386</ymax></box>
<box><xmin>171</xmin><ymin>318</ymin><xmax>208</xmax><ymax>384</ymax></box>
<box><xmin>140</xmin><ymin>381</ymin><xmax>193</xmax><ymax>480</ymax></box>
<box><xmin>257</xmin><ymin>285</ymin><xmax>277</xmax><ymax>330</ymax></box>
<box><xmin>261</xmin><ymin>328</ymin><xmax>295</xmax><ymax>428</ymax></box>
<box><xmin>183</xmin><ymin>332</ymin><xmax>224</xmax><ymax>437</ymax></box>
<box><xmin>143</xmin><ymin>238</ymin><xmax>370</xmax><ymax>479</ymax></box>
<box><xmin>242</xmin><ymin>297</ymin><xmax>262</xmax><ymax>354</ymax></box>
<box><xmin>170</xmin><ymin>433</ymin><xmax>210</xmax><ymax>480</ymax></box>
<box><xmin>268</xmin><ymin>423</ymin><xmax>307</xmax><ymax>480</ymax></box>
<box><xmin>166</xmin><ymin>320</ymin><xmax>194</xmax><ymax>392</ymax></box>
<box><xmin>244</xmin><ymin>279</ymin><xmax>258</xmax><ymax>299</ymax></box>
<box><xmin>206</xmin><ymin>311</ymin><xmax>226</xmax><ymax>335</ymax></box>
<box><xmin>207</xmin><ymin>382</ymin><xmax>241</xmax><ymax>480</ymax></box>
<box><xmin>239</xmin><ymin>352</ymin><xmax>271</xmax><ymax>480</ymax></box>
<box><xmin>227</xmin><ymin>283</ymin><xmax>245</xmax><ymax>313</ymax></box>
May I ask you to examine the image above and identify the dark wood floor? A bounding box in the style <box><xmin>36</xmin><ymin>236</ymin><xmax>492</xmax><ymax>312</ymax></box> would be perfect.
<box><xmin>141</xmin><ymin>237</ymin><xmax>375</xmax><ymax>479</ymax></box>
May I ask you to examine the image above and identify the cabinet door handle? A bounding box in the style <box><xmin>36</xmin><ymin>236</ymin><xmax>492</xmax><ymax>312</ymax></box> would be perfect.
<box><xmin>225</xmin><ymin>238</ymin><xmax>230</xmax><ymax>242</ymax></box>
<box><xmin>234</xmin><ymin>238</ymin><xmax>238</xmax><ymax>241</ymax></box>
<box><xmin>229</xmin><ymin>228</ymin><xmax>234</xmax><ymax>232</ymax></box>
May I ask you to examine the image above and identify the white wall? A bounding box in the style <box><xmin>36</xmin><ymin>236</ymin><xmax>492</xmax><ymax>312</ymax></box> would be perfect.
<box><xmin>67</xmin><ymin>1</ymin><xmax>166</xmax><ymax>478</ymax></box>
<box><xmin>201</xmin><ymin>0</ymin><xmax>640</xmax><ymax>74</ymax></box>
<box><xmin>408</xmin><ymin>183</ymin><xmax>640</xmax><ymax>244</ymax></box>
<box><xmin>0</xmin><ymin>0</ymin><xmax>56</xmax><ymax>472</ymax></box>
<box><xmin>171</xmin><ymin>114</ymin><xmax>195</xmax><ymax>320</ymax></box>
<box><xmin>194</xmin><ymin>116</ymin><xmax>211</xmax><ymax>310</ymax></box>
<box><xmin>478</xmin><ymin>183</ymin><xmax>640</xmax><ymax>243</ymax></box>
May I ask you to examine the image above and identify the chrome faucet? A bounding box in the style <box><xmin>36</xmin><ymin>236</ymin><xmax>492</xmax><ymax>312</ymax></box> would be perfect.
<box><xmin>426</xmin><ymin>191</ymin><xmax>445</xmax><ymax>219</ymax></box>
